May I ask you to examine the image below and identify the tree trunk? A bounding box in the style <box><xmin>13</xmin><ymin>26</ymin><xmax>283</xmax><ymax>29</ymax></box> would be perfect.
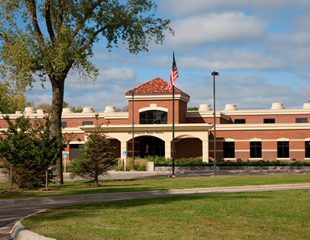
<box><xmin>50</xmin><ymin>80</ymin><xmax>65</xmax><ymax>184</ymax></box>
<box><xmin>95</xmin><ymin>171</ymin><xmax>99</xmax><ymax>186</ymax></box>
<box><xmin>45</xmin><ymin>169</ymin><xmax>48</xmax><ymax>189</ymax></box>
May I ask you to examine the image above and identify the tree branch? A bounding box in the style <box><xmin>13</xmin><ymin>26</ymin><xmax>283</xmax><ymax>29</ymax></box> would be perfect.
<box><xmin>0</xmin><ymin>32</ymin><xmax>10</xmax><ymax>43</ymax></box>
<box><xmin>68</xmin><ymin>0</ymin><xmax>103</xmax><ymax>44</ymax></box>
<box><xmin>80</xmin><ymin>27</ymin><xmax>106</xmax><ymax>53</ymax></box>
<box><xmin>45</xmin><ymin>0</ymin><xmax>56</xmax><ymax>45</ymax></box>
<box><xmin>25</xmin><ymin>0</ymin><xmax>46</xmax><ymax>51</ymax></box>
<box><xmin>57</xmin><ymin>0</ymin><xmax>64</xmax><ymax>27</ymax></box>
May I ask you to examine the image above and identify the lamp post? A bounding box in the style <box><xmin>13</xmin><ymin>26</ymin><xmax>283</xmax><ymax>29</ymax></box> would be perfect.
<box><xmin>211</xmin><ymin>71</ymin><xmax>219</xmax><ymax>175</ymax></box>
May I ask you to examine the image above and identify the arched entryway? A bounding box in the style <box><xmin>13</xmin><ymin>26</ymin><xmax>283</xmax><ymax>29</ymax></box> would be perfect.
<box><xmin>128</xmin><ymin>136</ymin><xmax>165</xmax><ymax>158</ymax></box>
<box><xmin>108</xmin><ymin>138</ymin><xmax>121</xmax><ymax>158</ymax></box>
<box><xmin>174</xmin><ymin>136</ymin><xmax>202</xmax><ymax>159</ymax></box>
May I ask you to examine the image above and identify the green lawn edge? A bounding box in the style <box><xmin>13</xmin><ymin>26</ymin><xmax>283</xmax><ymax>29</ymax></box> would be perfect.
<box><xmin>1</xmin><ymin>174</ymin><xmax>309</xmax><ymax>200</ymax></box>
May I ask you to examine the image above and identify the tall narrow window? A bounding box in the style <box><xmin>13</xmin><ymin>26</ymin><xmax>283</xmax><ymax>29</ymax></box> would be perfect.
<box><xmin>250</xmin><ymin>141</ymin><xmax>262</xmax><ymax>158</ymax></box>
<box><xmin>223</xmin><ymin>142</ymin><xmax>235</xmax><ymax>158</ymax></box>
<box><xmin>306</xmin><ymin>141</ymin><xmax>310</xmax><ymax>158</ymax></box>
<box><xmin>277</xmin><ymin>141</ymin><xmax>289</xmax><ymax>158</ymax></box>
<box><xmin>69</xmin><ymin>144</ymin><xmax>84</xmax><ymax>160</ymax></box>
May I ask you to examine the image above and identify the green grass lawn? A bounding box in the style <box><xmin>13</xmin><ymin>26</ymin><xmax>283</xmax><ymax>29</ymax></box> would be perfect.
<box><xmin>0</xmin><ymin>174</ymin><xmax>309</xmax><ymax>200</ymax></box>
<box><xmin>23</xmin><ymin>190</ymin><xmax>310</xmax><ymax>240</ymax></box>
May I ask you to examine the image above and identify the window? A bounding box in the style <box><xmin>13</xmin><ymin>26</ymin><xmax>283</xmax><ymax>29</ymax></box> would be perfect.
<box><xmin>223</xmin><ymin>142</ymin><xmax>235</xmax><ymax>158</ymax></box>
<box><xmin>140</xmin><ymin>110</ymin><xmax>167</xmax><ymax>124</ymax></box>
<box><xmin>61</xmin><ymin>122</ymin><xmax>67</xmax><ymax>128</ymax></box>
<box><xmin>69</xmin><ymin>144</ymin><xmax>84</xmax><ymax>160</ymax></box>
<box><xmin>296</xmin><ymin>118</ymin><xmax>308</xmax><ymax>123</ymax></box>
<box><xmin>234</xmin><ymin>119</ymin><xmax>246</xmax><ymax>124</ymax></box>
<box><xmin>82</xmin><ymin>121</ymin><xmax>93</xmax><ymax>126</ymax></box>
<box><xmin>264</xmin><ymin>118</ymin><xmax>275</xmax><ymax>124</ymax></box>
<box><xmin>306</xmin><ymin>141</ymin><xmax>310</xmax><ymax>158</ymax></box>
<box><xmin>250</xmin><ymin>141</ymin><xmax>262</xmax><ymax>158</ymax></box>
<box><xmin>277</xmin><ymin>141</ymin><xmax>289</xmax><ymax>158</ymax></box>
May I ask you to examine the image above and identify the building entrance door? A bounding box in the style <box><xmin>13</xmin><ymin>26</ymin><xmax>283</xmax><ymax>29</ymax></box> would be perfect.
<box><xmin>133</xmin><ymin>136</ymin><xmax>165</xmax><ymax>158</ymax></box>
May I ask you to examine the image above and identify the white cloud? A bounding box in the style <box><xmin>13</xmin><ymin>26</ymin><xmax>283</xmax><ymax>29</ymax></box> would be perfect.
<box><xmin>159</xmin><ymin>0</ymin><xmax>310</xmax><ymax>16</ymax></box>
<box><xmin>270</xmin><ymin>32</ymin><xmax>310</xmax><ymax>75</ymax></box>
<box><xmin>272</xmin><ymin>32</ymin><xmax>310</xmax><ymax>46</ymax></box>
<box><xmin>181</xmin><ymin>50</ymin><xmax>283</xmax><ymax>71</ymax></box>
<box><xmin>148</xmin><ymin>50</ymin><xmax>283</xmax><ymax>71</ymax></box>
<box><xmin>295</xmin><ymin>13</ymin><xmax>310</xmax><ymax>31</ymax></box>
<box><xmin>167</xmin><ymin>12</ymin><xmax>265</xmax><ymax>47</ymax></box>
<box><xmin>100</xmin><ymin>67</ymin><xmax>136</xmax><ymax>81</ymax></box>
<box><xmin>64</xmin><ymin>67</ymin><xmax>136</xmax><ymax>91</ymax></box>
<box><xmin>93</xmin><ymin>50</ymin><xmax>139</xmax><ymax>65</ymax></box>
<box><xmin>183</xmin><ymin>75</ymin><xmax>308</xmax><ymax>109</ymax></box>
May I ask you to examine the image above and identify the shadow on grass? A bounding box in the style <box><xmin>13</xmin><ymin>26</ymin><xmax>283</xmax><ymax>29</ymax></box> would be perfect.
<box><xmin>27</xmin><ymin>192</ymin><xmax>273</xmax><ymax>223</ymax></box>
<box><xmin>0</xmin><ymin>179</ymin><xmax>161</xmax><ymax>199</ymax></box>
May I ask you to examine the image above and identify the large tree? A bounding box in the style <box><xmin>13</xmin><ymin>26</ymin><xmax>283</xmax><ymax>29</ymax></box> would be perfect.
<box><xmin>0</xmin><ymin>1</ymin><xmax>171</xmax><ymax>183</ymax></box>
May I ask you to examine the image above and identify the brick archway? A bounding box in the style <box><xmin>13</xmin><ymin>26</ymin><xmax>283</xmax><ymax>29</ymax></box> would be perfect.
<box><xmin>128</xmin><ymin>135</ymin><xmax>165</xmax><ymax>158</ymax></box>
<box><xmin>174</xmin><ymin>137</ymin><xmax>202</xmax><ymax>159</ymax></box>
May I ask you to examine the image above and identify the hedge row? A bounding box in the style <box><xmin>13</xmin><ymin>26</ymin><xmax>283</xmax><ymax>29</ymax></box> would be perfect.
<box><xmin>148</xmin><ymin>156</ymin><xmax>310</xmax><ymax>167</ymax></box>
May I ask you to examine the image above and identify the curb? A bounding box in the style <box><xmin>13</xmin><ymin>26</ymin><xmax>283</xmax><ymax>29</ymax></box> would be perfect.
<box><xmin>10</xmin><ymin>220</ymin><xmax>55</xmax><ymax>240</ymax></box>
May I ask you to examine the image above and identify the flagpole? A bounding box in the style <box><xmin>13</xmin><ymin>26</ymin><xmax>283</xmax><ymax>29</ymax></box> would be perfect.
<box><xmin>169</xmin><ymin>51</ymin><xmax>178</xmax><ymax>177</ymax></box>
<box><xmin>172</xmin><ymin>85</ymin><xmax>175</xmax><ymax>176</ymax></box>
<box><xmin>131</xmin><ymin>90</ymin><xmax>135</xmax><ymax>169</ymax></box>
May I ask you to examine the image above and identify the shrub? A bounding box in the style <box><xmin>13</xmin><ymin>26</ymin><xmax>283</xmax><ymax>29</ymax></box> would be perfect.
<box><xmin>216</xmin><ymin>160</ymin><xmax>310</xmax><ymax>167</ymax></box>
<box><xmin>116</xmin><ymin>158</ymin><xmax>147</xmax><ymax>171</ymax></box>
<box><xmin>149</xmin><ymin>157</ymin><xmax>310</xmax><ymax>167</ymax></box>
<box><xmin>148</xmin><ymin>156</ymin><xmax>209</xmax><ymax>166</ymax></box>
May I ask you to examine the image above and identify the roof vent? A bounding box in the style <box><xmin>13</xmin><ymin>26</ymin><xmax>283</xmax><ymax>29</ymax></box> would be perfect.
<box><xmin>104</xmin><ymin>106</ymin><xmax>116</xmax><ymax>113</ymax></box>
<box><xmin>303</xmin><ymin>102</ymin><xmax>310</xmax><ymax>109</ymax></box>
<box><xmin>36</xmin><ymin>109</ymin><xmax>45</xmax><ymax>115</ymax></box>
<box><xmin>82</xmin><ymin>107</ymin><xmax>95</xmax><ymax>113</ymax></box>
<box><xmin>198</xmin><ymin>104</ymin><xmax>211</xmax><ymax>112</ymax></box>
<box><xmin>271</xmin><ymin>102</ymin><xmax>285</xmax><ymax>110</ymax></box>
<box><xmin>62</xmin><ymin>108</ymin><xmax>73</xmax><ymax>114</ymax></box>
<box><xmin>224</xmin><ymin>104</ymin><xmax>237</xmax><ymax>111</ymax></box>
<box><xmin>24</xmin><ymin>107</ymin><xmax>35</xmax><ymax>114</ymax></box>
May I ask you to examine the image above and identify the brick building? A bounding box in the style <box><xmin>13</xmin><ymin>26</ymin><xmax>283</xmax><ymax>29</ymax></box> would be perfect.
<box><xmin>1</xmin><ymin>77</ymin><xmax>310</xmax><ymax>162</ymax></box>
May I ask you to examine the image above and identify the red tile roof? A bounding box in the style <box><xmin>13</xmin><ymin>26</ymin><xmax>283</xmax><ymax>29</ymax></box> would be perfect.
<box><xmin>125</xmin><ymin>77</ymin><xmax>189</xmax><ymax>96</ymax></box>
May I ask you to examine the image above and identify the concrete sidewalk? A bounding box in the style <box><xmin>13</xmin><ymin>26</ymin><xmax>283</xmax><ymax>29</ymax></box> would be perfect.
<box><xmin>0</xmin><ymin>183</ymin><xmax>309</xmax><ymax>239</ymax></box>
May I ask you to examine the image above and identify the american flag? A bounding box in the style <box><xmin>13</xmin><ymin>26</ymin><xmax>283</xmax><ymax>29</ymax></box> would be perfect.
<box><xmin>168</xmin><ymin>52</ymin><xmax>179</xmax><ymax>90</ymax></box>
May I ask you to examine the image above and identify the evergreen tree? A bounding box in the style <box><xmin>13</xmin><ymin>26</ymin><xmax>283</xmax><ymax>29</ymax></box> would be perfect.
<box><xmin>0</xmin><ymin>115</ymin><xmax>61</xmax><ymax>188</ymax></box>
<box><xmin>71</xmin><ymin>126</ymin><xmax>115</xmax><ymax>186</ymax></box>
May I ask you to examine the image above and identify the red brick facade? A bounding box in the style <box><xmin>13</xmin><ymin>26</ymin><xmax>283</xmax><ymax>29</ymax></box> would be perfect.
<box><xmin>1</xmin><ymin>77</ymin><xmax>310</xmax><ymax>162</ymax></box>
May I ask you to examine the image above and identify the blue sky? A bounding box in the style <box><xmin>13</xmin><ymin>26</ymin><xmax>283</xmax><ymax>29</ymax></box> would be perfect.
<box><xmin>27</xmin><ymin>0</ymin><xmax>310</xmax><ymax>111</ymax></box>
